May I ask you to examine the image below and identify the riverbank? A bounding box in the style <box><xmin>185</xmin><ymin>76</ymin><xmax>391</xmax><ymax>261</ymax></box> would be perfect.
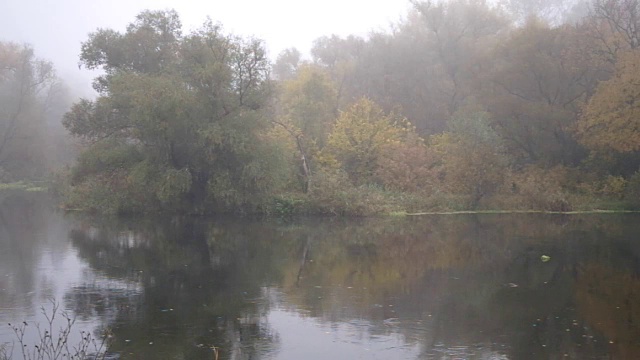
<box><xmin>0</xmin><ymin>181</ymin><xmax>48</xmax><ymax>192</ymax></box>
<box><xmin>266</xmin><ymin>189</ymin><xmax>639</xmax><ymax>217</ymax></box>
<box><xmin>50</xmin><ymin>175</ymin><xmax>640</xmax><ymax>217</ymax></box>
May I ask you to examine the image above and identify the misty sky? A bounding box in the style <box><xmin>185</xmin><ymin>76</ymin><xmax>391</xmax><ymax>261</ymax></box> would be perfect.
<box><xmin>0</xmin><ymin>0</ymin><xmax>410</xmax><ymax>95</ymax></box>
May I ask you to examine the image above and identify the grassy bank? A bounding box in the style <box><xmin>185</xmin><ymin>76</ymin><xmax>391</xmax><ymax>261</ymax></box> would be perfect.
<box><xmin>55</xmin><ymin>165</ymin><xmax>640</xmax><ymax>217</ymax></box>
<box><xmin>0</xmin><ymin>181</ymin><xmax>48</xmax><ymax>192</ymax></box>
<box><xmin>266</xmin><ymin>188</ymin><xmax>640</xmax><ymax>217</ymax></box>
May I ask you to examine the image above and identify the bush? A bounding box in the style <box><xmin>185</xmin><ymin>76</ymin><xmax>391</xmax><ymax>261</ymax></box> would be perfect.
<box><xmin>303</xmin><ymin>169</ymin><xmax>397</xmax><ymax>216</ymax></box>
<box><xmin>2</xmin><ymin>300</ymin><xmax>111</xmax><ymax>360</ymax></box>
<box><xmin>625</xmin><ymin>171</ymin><xmax>640</xmax><ymax>208</ymax></box>
<box><xmin>375</xmin><ymin>138</ymin><xmax>436</xmax><ymax>193</ymax></box>
<box><xmin>600</xmin><ymin>175</ymin><xmax>627</xmax><ymax>200</ymax></box>
<box><xmin>428</xmin><ymin>132</ymin><xmax>509</xmax><ymax>208</ymax></box>
<box><xmin>500</xmin><ymin>165</ymin><xmax>572</xmax><ymax>211</ymax></box>
<box><xmin>270</xmin><ymin>195</ymin><xmax>305</xmax><ymax>216</ymax></box>
<box><xmin>70</xmin><ymin>141</ymin><xmax>143</xmax><ymax>185</ymax></box>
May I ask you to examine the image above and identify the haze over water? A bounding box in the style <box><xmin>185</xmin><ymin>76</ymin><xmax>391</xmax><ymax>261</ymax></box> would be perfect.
<box><xmin>1</xmin><ymin>192</ymin><xmax>640</xmax><ymax>359</ymax></box>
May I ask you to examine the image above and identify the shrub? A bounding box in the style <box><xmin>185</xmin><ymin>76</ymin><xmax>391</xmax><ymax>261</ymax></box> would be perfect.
<box><xmin>428</xmin><ymin>132</ymin><xmax>509</xmax><ymax>208</ymax></box>
<box><xmin>624</xmin><ymin>171</ymin><xmax>640</xmax><ymax>208</ymax></box>
<box><xmin>502</xmin><ymin>165</ymin><xmax>571</xmax><ymax>211</ymax></box>
<box><xmin>303</xmin><ymin>169</ymin><xmax>396</xmax><ymax>216</ymax></box>
<box><xmin>600</xmin><ymin>175</ymin><xmax>627</xmax><ymax>200</ymax></box>
<box><xmin>2</xmin><ymin>301</ymin><xmax>111</xmax><ymax>360</ymax></box>
<box><xmin>375</xmin><ymin>136</ymin><xmax>436</xmax><ymax>193</ymax></box>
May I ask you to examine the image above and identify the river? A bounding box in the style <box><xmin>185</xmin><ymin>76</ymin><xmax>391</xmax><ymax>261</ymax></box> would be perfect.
<box><xmin>1</xmin><ymin>191</ymin><xmax>640</xmax><ymax>359</ymax></box>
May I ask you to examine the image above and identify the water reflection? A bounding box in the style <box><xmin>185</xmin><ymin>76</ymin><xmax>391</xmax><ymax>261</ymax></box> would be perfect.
<box><xmin>0</xmin><ymin>191</ymin><xmax>81</xmax><ymax>332</ymax></box>
<box><xmin>2</xmin><ymin>195</ymin><xmax>640</xmax><ymax>359</ymax></box>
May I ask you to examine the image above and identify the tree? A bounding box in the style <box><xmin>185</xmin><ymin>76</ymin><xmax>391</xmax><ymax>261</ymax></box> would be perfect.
<box><xmin>429</xmin><ymin>110</ymin><xmax>510</xmax><ymax>207</ymax></box>
<box><xmin>64</xmin><ymin>11</ymin><xmax>285</xmax><ymax>213</ymax></box>
<box><xmin>486</xmin><ymin>19</ymin><xmax>599</xmax><ymax>165</ymax></box>
<box><xmin>499</xmin><ymin>0</ymin><xmax>583</xmax><ymax>25</ymax></box>
<box><xmin>279</xmin><ymin>64</ymin><xmax>338</xmax><ymax>147</ymax></box>
<box><xmin>274</xmin><ymin>64</ymin><xmax>339</xmax><ymax>192</ymax></box>
<box><xmin>591</xmin><ymin>0</ymin><xmax>640</xmax><ymax>50</ymax></box>
<box><xmin>576</xmin><ymin>50</ymin><xmax>640</xmax><ymax>153</ymax></box>
<box><xmin>411</xmin><ymin>0</ymin><xmax>511</xmax><ymax>119</ymax></box>
<box><xmin>311</xmin><ymin>34</ymin><xmax>365</xmax><ymax>110</ymax></box>
<box><xmin>272</xmin><ymin>47</ymin><xmax>301</xmax><ymax>81</ymax></box>
<box><xmin>312</xmin><ymin>0</ymin><xmax>511</xmax><ymax>134</ymax></box>
<box><xmin>582</xmin><ymin>0</ymin><xmax>640</xmax><ymax>66</ymax></box>
<box><xmin>322</xmin><ymin>98</ymin><xmax>408</xmax><ymax>185</ymax></box>
<box><xmin>0</xmin><ymin>42</ymin><xmax>56</xmax><ymax>180</ymax></box>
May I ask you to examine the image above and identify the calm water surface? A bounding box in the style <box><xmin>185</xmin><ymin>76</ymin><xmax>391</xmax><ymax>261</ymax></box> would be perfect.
<box><xmin>1</xmin><ymin>192</ymin><xmax>640</xmax><ymax>359</ymax></box>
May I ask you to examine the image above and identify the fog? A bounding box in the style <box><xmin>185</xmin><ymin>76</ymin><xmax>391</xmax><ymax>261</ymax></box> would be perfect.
<box><xmin>3</xmin><ymin>0</ymin><xmax>640</xmax><ymax>217</ymax></box>
<box><xmin>6</xmin><ymin>2</ymin><xmax>640</xmax><ymax>359</ymax></box>
<box><xmin>0</xmin><ymin>0</ymin><xmax>411</xmax><ymax>181</ymax></box>
<box><xmin>0</xmin><ymin>0</ymin><xmax>410</xmax><ymax>96</ymax></box>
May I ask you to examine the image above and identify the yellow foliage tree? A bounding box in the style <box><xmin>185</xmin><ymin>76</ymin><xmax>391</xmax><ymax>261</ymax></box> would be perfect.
<box><xmin>280</xmin><ymin>64</ymin><xmax>338</xmax><ymax>148</ymax></box>
<box><xmin>276</xmin><ymin>64</ymin><xmax>339</xmax><ymax>192</ymax></box>
<box><xmin>429</xmin><ymin>111</ymin><xmax>510</xmax><ymax>207</ymax></box>
<box><xmin>577</xmin><ymin>50</ymin><xmax>640</xmax><ymax>153</ymax></box>
<box><xmin>323</xmin><ymin>98</ymin><xmax>407</xmax><ymax>185</ymax></box>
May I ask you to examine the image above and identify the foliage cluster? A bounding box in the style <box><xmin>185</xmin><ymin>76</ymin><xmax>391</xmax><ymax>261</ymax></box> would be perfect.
<box><xmin>60</xmin><ymin>12</ymin><xmax>289</xmax><ymax>213</ymax></box>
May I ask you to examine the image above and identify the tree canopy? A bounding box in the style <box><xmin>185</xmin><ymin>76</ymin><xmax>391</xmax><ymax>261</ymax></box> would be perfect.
<box><xmin>577</xmin><ymin>50</ymin><xmax>640</xmax><ymax>153</ymax></box>
<box><xmin>63</xmin><ymin>11</ymin><xmax>286</xmax><ymax>213</ymax></box>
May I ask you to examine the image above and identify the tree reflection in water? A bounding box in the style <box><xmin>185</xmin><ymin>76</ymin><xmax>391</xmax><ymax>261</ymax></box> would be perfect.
<box><xmin>4</xmin><ymin>198</ymin><xmax>640</xmax><ymax>359</ymax></box>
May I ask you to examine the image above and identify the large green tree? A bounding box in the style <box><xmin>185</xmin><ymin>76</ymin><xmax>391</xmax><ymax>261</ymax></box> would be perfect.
<box><xmin>64</xmin><ymin>10</ymin><xmax>286</xmax><ymax>213</ymax></box>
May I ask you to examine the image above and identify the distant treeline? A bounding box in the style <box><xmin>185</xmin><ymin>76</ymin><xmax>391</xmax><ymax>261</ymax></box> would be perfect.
<box><xmin>0</xmin><ymin>43</ymin><xmax>77</xmax><ymax>182</ymax></box>
<box><xmin>8</xmin><ymin>0</ymin><xmax>640</xmax><ymax>215</ymax></box>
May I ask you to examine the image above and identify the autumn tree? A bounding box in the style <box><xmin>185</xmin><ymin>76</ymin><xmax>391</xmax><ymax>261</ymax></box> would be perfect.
<box><xmin>592</xmin><ymin>0</ymin><xmax>640</xmax><ymax>50</ymax></box>
<box><xmin>577</xmin><ymin>50</ymin><xmax>640</xmax><ymax>154</ymax></box>
<box><xmin>429</xmin><ymin>110</ymin><xmax>511</xmax><ymax>207</ymax></box>
<box><xmin>486</xmin><ymin>18</ymin><xmax>601</xmax><ymax>165</ymax></box>
<box><xmin>411</xmin><ymin>0</ymin><xmax>511</xmax><ymax>117</ymax></box>
<box><xmin>322</xmin><ymin>98</ymin><xmax>408</xmax><ymax>185</ymax></box>
<box><xmin>278</xmin><ymin>64</ymin><xmax>338</xmax><ymax>148</ymax></box>
<box><xmin>273</xmin><ymin>64</ymin><xmax>339</xmax><ymax>192</ymax></box>
<box><xmin>309</xmin><ymin>0</ymin><xmax>511</xmax><ymax>134</ymax></box>
<box><xmin>576</xmin><ymin>0</ymin><xmax>640</xmax><ymax>72</ymax></box>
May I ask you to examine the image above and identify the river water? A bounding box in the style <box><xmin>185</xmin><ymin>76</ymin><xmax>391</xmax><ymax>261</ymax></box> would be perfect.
<box><xmin>1</xmin><ymin>192</ymin><xmax>640</xmax><ymax>359</ymax></box>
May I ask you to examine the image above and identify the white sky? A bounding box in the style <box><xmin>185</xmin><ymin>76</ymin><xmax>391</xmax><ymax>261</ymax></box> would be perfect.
<box><xmin>0</xmin><ymin>0</ymin><xmax>411</xmax><ymax>94</ymax></box>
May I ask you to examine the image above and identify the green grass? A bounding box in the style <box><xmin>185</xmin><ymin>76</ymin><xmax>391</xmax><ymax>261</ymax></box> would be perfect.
<box><xmin>270</xmin><ymin>188</ymin><xmax>640</xmax><ymax>217</ymax></box>
<box><xmin>0</xmin><ymin>181</ymin><xmax>48</xmax><ymax>192</ymax></box>
<box><xmin>388</xmin><ymin>211</ymin><xmax>409</xmax><ymax>217</ymax></box>
<box><xmin>396</xmin><ymin>209</ymin><xmax>640</xmax><ymax>216</ymax></box>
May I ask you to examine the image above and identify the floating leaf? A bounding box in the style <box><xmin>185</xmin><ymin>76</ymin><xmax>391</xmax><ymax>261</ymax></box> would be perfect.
<box><xmin>541</xmin><ymin>255</ymin><xmax>551</xmax><ymax>263</ymax></box>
